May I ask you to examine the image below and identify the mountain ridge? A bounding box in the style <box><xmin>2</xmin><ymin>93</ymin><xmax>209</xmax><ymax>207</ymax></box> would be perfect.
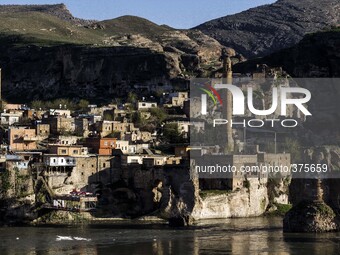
<box><xmin>194</xmin><ymin>0</ymin><xmax>340</xmax><ymax>58</ymax></box>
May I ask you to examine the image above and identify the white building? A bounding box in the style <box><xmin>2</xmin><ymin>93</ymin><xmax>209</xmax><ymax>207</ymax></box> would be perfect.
<box><xmin>137</xmin><ymin>101</ymin><xmax>157</xmax><ymax>110</ymax></box>
<box><xmin>116</xmin><ymin>140</ymin><xmax>129</xmax><ymax>154</ymax></box>
<box><xmin>1</xmin><ymin>112</ymin><xmax>22</xmax><ymax>125</ymax></box>
<box><xmin>44</xmin><ymin>155</ymin><xmax>76</xmax><ymax>167</ymax></box>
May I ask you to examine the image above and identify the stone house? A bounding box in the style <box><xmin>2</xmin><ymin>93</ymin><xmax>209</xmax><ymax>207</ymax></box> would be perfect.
<box><xmin>169</xmin><ymin>92</ymin><xmax>188</xmax><ymax>107</ymax></box>
<box><xmin>1</xmin><ymin>112</ymin><xmax>22</xmax><ymax>125</ymax></box>
<box><xmin>43</xmin><ymin>116</ymin><xmax>75</xmax><ymax>135</ymax></box>
<box><xmin>36</xmin><ymin>123</ymin><xmax>50</xmax><ymax>137</ymax></box>
<box><xmin>8</xmin><ymin>127</ymin><xmax>37</xmax><ymax>151</ymax></box>
<box><xmin>137</xmin><ymin>101</ymin><xmax>157</xmax><ymax>110</ymax></box>
<box><xmin>85</xmin><ymin>137</ymin><xmax>117</xmax><ymax>155</ymax></box>
<box><xmin>75</xmin><ymin>117</ymin><xmax>89</xmax><ymax>137</ymax></box>
<box><xmin>48</xmin><ymin>144</ymin><xmax>88</xmax><ymax>156</ymax></box>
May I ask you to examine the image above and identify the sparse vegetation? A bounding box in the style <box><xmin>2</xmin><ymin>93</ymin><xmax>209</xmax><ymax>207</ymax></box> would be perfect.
<box><xmin>163</xmin><ymin>123</ymin><xmax>186</xmax><ymax>144</ymax></box>
<box><xmin>199</xmin><ymin>190</ymin><xmax>231</xmax><ymax>199</ymax></box>
<box><xmin>0</xmin><ymin>170</ymin><xmax>13</xmax><ymax>199</ymax></box>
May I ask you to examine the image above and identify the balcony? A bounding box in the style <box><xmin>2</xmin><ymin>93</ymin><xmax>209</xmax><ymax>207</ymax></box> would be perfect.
<box><xmin>45</xmin><ymin>156</ymin><xmax>76</xmax><ymax>167</ymax></box>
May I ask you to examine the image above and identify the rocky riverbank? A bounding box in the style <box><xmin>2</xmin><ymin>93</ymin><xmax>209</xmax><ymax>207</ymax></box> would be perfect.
<box><xmin>283</xmin><ymin>200</ymin><xmax>339</xmax><ymax>232</ymax></box>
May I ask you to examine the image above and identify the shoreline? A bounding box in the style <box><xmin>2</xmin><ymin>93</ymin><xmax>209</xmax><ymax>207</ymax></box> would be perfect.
<box><xmin>1</xmin><ymin>214</ymin><xmax>285</xmax><ymax>228</ymax></box>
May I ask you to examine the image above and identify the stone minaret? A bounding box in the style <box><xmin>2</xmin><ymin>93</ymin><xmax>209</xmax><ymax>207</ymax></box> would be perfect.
<box><xmin>221</xmin><ymin>49</ymin><xmax>234</xmax><ymax>153</ymax></box>
<box><xmin>0</xmin><ymin>68</ymin><xmax>2</xmax><ymax>102</ymax></box>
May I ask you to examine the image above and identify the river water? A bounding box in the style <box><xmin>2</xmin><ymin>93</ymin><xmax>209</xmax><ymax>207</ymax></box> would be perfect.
<box><xmin>0</xmin><ymin>217</ymin><xmax>339</xmax><ymax>254</ymax></box>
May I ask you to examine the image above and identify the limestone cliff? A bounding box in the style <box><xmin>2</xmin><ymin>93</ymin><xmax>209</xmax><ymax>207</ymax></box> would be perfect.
<box><xmin>192</xmin><ymin>179</ymin><xmax>268</xmax><ymax>219</ymax></box>
<box><xmin>159</xmin><ymin>167</ymin><xmax>290</xmax><ymax>222</ymax></box>
<box><xmin>0</xmin><ymin>4</ymin><xmax>224</xmax><ymax>103</ymax></box>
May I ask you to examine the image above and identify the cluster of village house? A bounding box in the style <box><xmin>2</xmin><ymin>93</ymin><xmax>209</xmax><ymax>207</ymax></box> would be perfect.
<box><xmin>0</xmin><ymin>62</ymin><xmax>295</xmax><ymax>205</ymax></box>
<box><xmin>0</xmin><ymin>92</ymin><xmax>192</xmax><ymax>196</ymax></box>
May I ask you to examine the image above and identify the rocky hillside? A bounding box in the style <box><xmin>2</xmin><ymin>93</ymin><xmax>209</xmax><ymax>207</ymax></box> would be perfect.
<box><xmin>195</xmin><ymin>0</ymin><xmax>340</xmax><ymax>58</ymax></box>
<box><xmin>0</xmin><ymin>4</ymin><xmax>94</xmax><ymax>25</ymax></box>
<box><xmin>0</xmin><ymin>4</ymin><xmax>224</xmax><ymax>102</ymax></box>
<box><xmin>234</xmin><ymin>30</ymin><xmax>340</xmax><ymax>144</ymax></box>
<box><xmin>235</xmin><ymin>29</ymin><xmax>340</xmax><ymax>77</ymax></box>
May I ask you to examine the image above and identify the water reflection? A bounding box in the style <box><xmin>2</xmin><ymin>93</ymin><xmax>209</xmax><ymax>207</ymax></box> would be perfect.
<box><xmin>0</xmin><ymin>218</ymin><xmax>339</xmax><ymax>254</ymax></box>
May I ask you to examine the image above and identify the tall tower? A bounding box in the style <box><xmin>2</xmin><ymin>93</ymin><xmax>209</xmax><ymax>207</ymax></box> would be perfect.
<box><xmin>0</xmin><ymin>68</ymin><xmax>2</xmax><ymax>102</ymax></box>
<box><xmin>221</xmin><ymin>49</ymin><xmax>234</xmax><ymax>153</ymax></box>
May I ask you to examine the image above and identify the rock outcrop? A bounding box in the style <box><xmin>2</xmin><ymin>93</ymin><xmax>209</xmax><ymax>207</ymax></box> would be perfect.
<box><xmin>192</xmin><ymin>179</ymin><xmax>268</xmax><ymax>219</ymax></box>
<box><xmin>246</xmin><ymin>30</ymin><xmax>340</xmax><ymax>78</ymax></box>
<box><xmin>283</xmin><ymin>200</ymin><xmax>338</xmax><ymax>232</ymax></box>
<box><xmin>160</xmin><ymin>167</ymin><xmax>274</xmax><ymax>223</ymax></box>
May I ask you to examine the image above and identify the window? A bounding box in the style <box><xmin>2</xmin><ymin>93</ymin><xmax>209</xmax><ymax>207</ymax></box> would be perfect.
<box><xmin>61</xmin><ymin>149</ymin><xmax>67</xmax><ymax>154</ymax></box>
<box><xmin>104</xmin><ymin>141</ymin><xmax>108</xmax><ymax>146</ymax></box>
<box><xmin>73</xmin><ymin>150</ymin><xmax>79</xmax><ymax>154</ymax></box>
<box><xmin>61</xmin><ymin>159</ymin><xmax>64</xmax><ymax>163</ymax></box>
<box><xmin>103</xmin><ymin>163</ymin><xmax>106</xmax><ymax>168</ymax></box>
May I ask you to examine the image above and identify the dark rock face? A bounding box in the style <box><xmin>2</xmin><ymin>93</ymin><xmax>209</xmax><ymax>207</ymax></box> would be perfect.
<box><xmin>195</xmin><ymin>0</ymin><xmax>340</xmax><ymax>58</ymax></box>
<box><xmin>0</xmin><ymin>45</ymin><xmax>181</xmax><ymax>102</ymax></box>
<box><xmin>255</xmin><ymin>30</ymin><xmax>340</xmax><ymax>78</ymax></box>
<box><xmin>234</xmin><ymin>31</ymin><xmax>340</xmax><ymax>141</ymax></box>
<box><xmin>283</xmin><ymin>200</ymin><xmax>338</xmax><ymax>232</ymax></box>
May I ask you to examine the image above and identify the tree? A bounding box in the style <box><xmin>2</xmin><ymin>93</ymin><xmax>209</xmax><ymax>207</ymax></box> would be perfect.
<box><xmin>77</xmin><ymin>99</ymin><xmax>89</xmax><ymax>111</ymax></box>
<box><xmin>127</xmin><ymin>92</ymin><xmax>137</xmax><ymax>105</ymax></box>
<box><xmin>31</xmin><ymin>100</ymin><xmax>45</xmax><ymax>110</ymax></box>
<box><xmin>150</xmin><ymin>108</ymin><xmax>167</xmax><ymax>125</ymax></box>
<box><xmin>163</xmin><ymin>123</ymin><xmax>185</xmax><ymax>144</ymax></box>
<box><xmin>103</xmin><ymin>112</ymin><xmax>114</xmax><ymax>121</ymax></box>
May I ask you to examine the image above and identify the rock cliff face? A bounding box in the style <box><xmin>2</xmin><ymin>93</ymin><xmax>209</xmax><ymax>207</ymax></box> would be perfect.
<box><xmin>159</xmin><ymin>168</ymin><xmax>287</xmax><ymax>222</ymax></box>
<box><xmin>0</xmin><ymin>45</ymin><xmax>173</xmax><ymax>102</ymax></box>
<box><xmin>258</xmin><ymin>30</ymin><xmax>340</xmax><ymax>78</ymax></box>
<box><xmin>0</xmin><ymin>34</ymin><xmax>222</xmax><ymax>102</ymax></box>
<box><xmin>0</xmin><ymin>4</ymin><xmax>225</xmax><ymax>102</ymax></box>
<box><xmin>195</xmin><ymin>0</ymin><xmax>340</xmax><ymax>58</ymax></box>
<box><xmin>235</xmin><ymin>30</ymin><xmax>340</xmax><ymax>141</ymax></box>
<box><xmin>192</xmin><ymin>179</ymin><xmax>268</xmax><ymax>219</ymax></box>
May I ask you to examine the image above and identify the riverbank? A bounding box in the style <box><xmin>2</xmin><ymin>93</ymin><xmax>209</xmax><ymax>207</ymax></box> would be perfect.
<box><xmin>0</xmin><ymin>217</ymin><xmax>339</xmax><ymax>255</ymax></box>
